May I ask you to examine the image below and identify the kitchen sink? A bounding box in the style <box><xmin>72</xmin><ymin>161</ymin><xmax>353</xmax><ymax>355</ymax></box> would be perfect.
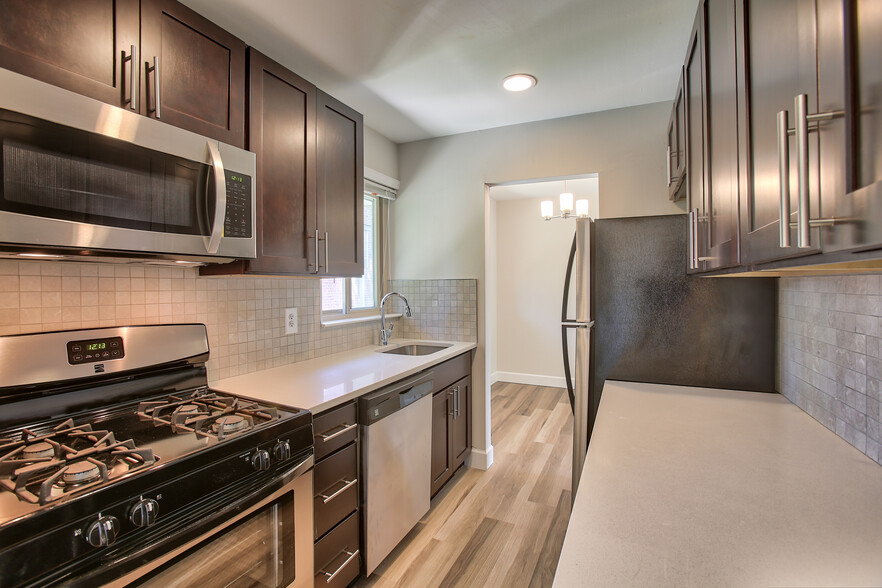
<box><xmin>380</xmin><ymin>343</ymin><xmax>451</xmax><ymax>356</ymax></box>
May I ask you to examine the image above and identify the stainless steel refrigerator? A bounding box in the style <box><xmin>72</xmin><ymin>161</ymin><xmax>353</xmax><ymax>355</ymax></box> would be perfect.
<box><xmin>561</xmin><ymin>215</ymin><xmax>776</xmax><ymax>495</ymax></box>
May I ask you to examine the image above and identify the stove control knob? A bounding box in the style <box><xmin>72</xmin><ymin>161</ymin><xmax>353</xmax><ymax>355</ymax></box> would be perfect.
<box><xmin>273</xmin><ymin>440</ymin><xmax>291</xmax><ymax>461</ymax></box>
<box><xmin>85</xmin><ymin>515</ymin><xmax>120</xmax><ymax>547</ymax></box>
<box><xmin>130</xmin><ymin>498</ymin><xmax>159</xmax><ymax>528</ymax></box>
<box><xmin>251</xmin><ymin>449</ymin><xmax>270</xmax><ymax>471</ymax></box>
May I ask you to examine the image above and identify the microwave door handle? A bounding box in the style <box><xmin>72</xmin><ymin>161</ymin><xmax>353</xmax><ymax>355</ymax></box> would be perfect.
<box><xmin>205</xmin><ymin>141</ymin><xmax>226</xmax><ymax>254</ymax></box>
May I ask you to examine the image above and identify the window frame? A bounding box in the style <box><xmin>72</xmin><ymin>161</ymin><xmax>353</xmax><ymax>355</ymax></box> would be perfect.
<box><xmin>321</xmin><ymin>193</ymin><xmax>382</xmax><ymax>322</ymax></box>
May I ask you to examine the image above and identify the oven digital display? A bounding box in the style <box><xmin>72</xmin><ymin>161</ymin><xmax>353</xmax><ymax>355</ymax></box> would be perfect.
<box><xmin>67</xmin><ymin>336</ymin><xmax>124</xmax><ymax>365</ymax></box>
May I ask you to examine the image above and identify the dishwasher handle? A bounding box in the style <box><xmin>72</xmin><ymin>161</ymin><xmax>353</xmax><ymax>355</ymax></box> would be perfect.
<box><xmin>359</xmin><ymin>372</ymin><xmax>434</xmax><ymax>424</ymax></box>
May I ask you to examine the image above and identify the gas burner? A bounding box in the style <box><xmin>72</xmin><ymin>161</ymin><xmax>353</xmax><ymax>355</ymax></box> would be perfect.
<box><xmin>137</xmin><ymin>389</ymin><xmax>279</xmax><ymax>440</ymax></box>
<box><xmin>62</xmin><ymin>461</ymin><xmax>100</xmax><ymax>484</ymax></box>
<box><xmin>0</xmin><ymin>419</ymin><xmax>154</xmax><ymax>505</ymax></box>
<box><xmin>213</xmin><ymin>415</ymin><xmax>248</xmax><ymax>434</ymax></box>
<box><xmin>21</xmin><ymin>442</ymin><xmax>55</xmax><ymax>460</ymax></box>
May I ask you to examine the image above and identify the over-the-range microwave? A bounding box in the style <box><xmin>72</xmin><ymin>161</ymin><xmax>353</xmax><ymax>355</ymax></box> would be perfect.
<box><xmin>0</xmin><ymin>68</ymin><xmax>256</xmax><ymax>264</ymax></box>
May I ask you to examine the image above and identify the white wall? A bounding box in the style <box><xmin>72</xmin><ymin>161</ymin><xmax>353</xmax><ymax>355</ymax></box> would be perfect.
<box><xmin>392</xmin><ymin>100</ymin><xmax>680</xmax><ymax>469</ymax></box>
<box><xmin>494</xmin><ymin>197</ymin><xmax>576</xmax><ymax>387</ymax></box>
<box><xmin>364</xmin><ymin>125</ymin><xmax>399</xmax><ymax>179</ymax></box>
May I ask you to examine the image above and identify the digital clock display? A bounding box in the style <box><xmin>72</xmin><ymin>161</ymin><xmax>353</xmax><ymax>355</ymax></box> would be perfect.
<box><xmin>230</xmin><ymin>174</ymin><xmax>244</xmax><ymax>182</ymax></box>
<box><xmin>67</xmin><ymin>336</ymin><xmax>124</xmax><ymax>365</ymax></box>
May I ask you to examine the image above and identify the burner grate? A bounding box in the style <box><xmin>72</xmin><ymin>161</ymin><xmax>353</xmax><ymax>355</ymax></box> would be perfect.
<box><xmin>0</xmin><ymin>419</ymin><xmax>155</xmax><ymax>505</ymax></box>
<box><xmin>137</xmin><ymin>389</ymin><xmax>279</xmax><ymax>441</ymax></box>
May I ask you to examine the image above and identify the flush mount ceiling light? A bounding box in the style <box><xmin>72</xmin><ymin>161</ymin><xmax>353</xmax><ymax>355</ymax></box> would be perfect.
<box><xmin>503</xmin><ymin>73</ymin><xmax>537</xmax><ymax>92</ymax></box>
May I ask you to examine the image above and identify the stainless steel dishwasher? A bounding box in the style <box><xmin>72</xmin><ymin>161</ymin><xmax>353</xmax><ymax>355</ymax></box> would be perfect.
<box><xmin>359</xmin><ymin>370</ymin><xmax>434</xmax><ymax>575</ymax></box>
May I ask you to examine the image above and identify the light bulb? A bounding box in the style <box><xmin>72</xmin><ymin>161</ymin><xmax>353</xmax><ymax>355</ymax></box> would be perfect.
<box><xmin>576</xmin><ymin>199</ymin><xmax>589</xmax><ymax>218</ymax></box>
<box><xmin>559</xmin><ymin>192</ymin><xmax>574</xmax><ymax>215</ymax></box>
<box><xmin>541</xmin><ymin>200</ymin><xmax>554</xmax><ymax>219</ymax></box>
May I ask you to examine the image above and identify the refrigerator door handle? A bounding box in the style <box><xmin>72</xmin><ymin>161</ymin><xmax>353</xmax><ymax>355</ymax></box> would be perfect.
<box><xmin>561</xmin><ymin>232</ymin><xmax>578</xmax><ymax>411</ymax></box>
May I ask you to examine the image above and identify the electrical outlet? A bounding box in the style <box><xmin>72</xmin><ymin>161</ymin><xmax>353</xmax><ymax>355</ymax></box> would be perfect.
<box><xmin>285</xmin><ymin>307</ymin><xmax>298</xmax><ymax>335</ymax></box>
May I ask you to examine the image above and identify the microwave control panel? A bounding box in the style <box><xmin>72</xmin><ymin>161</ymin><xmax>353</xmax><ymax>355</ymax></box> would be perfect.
<box><xmin>223</xmin><ymin>171</ymin><xmax>253</xmax><ymax>239</ymax></box>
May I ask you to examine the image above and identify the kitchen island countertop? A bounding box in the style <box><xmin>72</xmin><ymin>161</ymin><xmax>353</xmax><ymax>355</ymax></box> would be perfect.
<box><xmin>213</xmin><ymin>339</ymin><xmax>476</xmax><ymax>413</ymax></box>
<box><xmin>554</xmin><ymin>380</ymin><xmax>882</xmax><ymax>587</ymax></box>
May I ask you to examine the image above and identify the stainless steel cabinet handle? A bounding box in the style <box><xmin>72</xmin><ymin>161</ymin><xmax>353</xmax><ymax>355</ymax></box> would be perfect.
<box><xmin>317</xmin><ymin>422</ymin><xmax>356</xmax><ymax>442</ymax></box>
<box><xmin>688</xmin><ymin>209</ymin><xmax>698</xmax><ymax>270</ymax></box>
<box><xmin>448</xmin><ymin>390</ymin><xmax>454</xmax><ymax>417</ymax></box>
<box><xmin>124</xmin><ymin>45</ymin><xmax>138</xmax><ymax>111</ymax></box>
<box><xmin>777</xmin><ymin>109</ymin><xmax>791</xmax><ymax>248</ymax></box>
<box><xmin>148</xmin><ymin>56</ymin><xmax>161</xmax><ymax>118</ymax></box>
<box><xmin>310</xmin><ymin>229</ymin><xmax>320</xmax><ymax>273</ymax></box>
<box><xmin>454</xmin><ymin>386</ymin><xmax>460</xmax><ymax>419</ymax></box>
<box><xmin>666</xmin><ymin>145</ymin><xmax>672</xmax><ymax>187</ymax></box>
<box><xmin>319</xmin><ymin>478</ymin><xmax>357</xmax><ymax>504</ymax></box>
<box><xmin>324</xmin><ymin>231</ymin><xmax>329</xmax><ymax>271</ymax></box>
<box><xmin>205</xmin><ymin>141</ymin><xmax>226</xmax><ymax>254</ymax></box>
<box><xmin>320</xmin><ymin>549</ymin><xmax>360</xmax><ymax>583</ymax></box>
<box><xmin>794</xmin><ymin>94</ymin><xmax>810</xmax><ymax>248</ymax></box>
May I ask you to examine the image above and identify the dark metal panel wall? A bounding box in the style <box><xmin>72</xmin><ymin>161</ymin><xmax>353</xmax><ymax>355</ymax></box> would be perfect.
<box><xmin>590</xmin><ymin>214</ymin><xmax>776</xmax><ymax>431</ymax></box>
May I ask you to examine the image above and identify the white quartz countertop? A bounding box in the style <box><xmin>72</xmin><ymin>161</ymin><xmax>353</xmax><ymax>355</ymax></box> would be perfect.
<box><xmin>553</xmin><ymin>380</ymin><xmax>882</xmax><ymax>588</ymax></box>
<box><xmin>213</xmin><ymin>339</ymin><xmax>475</xmax><ymax>413</ymax></box>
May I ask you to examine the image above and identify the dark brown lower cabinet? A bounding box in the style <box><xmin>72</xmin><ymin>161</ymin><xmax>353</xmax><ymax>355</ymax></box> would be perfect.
<box><xmin>431</xmin><ymin>375</ymin><xmax>471</xmax><ymax>497</ymax></box>
<box><xmin>312</xmin><ymin>402</ymin><xmax>360</xmax><ymax>587</ymax></box>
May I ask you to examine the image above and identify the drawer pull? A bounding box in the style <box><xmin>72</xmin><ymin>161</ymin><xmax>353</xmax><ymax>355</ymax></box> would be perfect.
<box><xmin>319</xmin><ymin>478</ymin><xmax>357</xmax><ymax>504</ymax></box>
<box><xmin>320</xmin><ymin>549</ymin><xmax>360</xmax><ymax>583</ymax></box>
<box><xmin>317</xmin><ymin>423</ymin><xmax>357</xmax><ymax>442</ymax></box>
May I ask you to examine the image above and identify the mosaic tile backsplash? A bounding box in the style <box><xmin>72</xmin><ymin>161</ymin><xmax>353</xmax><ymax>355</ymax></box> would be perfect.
<box><xmin>779</xmin><ymin>275</ymin><xmax>882</xmax><ymax>466</ymax></box>
<box><xmin>388</xmin><ymin>279</ymin><xmax>478</xmax><ymax>342</ymax></box>
<box><xmin>0</xmin><ymin>260</ymin><xmax>477</xmax><ymax>383</ymax></box>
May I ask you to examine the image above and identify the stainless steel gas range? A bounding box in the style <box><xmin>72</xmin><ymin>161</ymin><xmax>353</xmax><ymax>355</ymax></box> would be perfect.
<box><xmin>0</xmin><ymin>324</ymin><xmax>314</xmax><ymax>587</ymax></box>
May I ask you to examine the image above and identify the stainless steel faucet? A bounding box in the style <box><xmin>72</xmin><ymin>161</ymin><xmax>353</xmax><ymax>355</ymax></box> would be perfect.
<box><xmin>379</xmin><ymin>292</ymin><xmax>413</xmax><ymax>345</ymax></box>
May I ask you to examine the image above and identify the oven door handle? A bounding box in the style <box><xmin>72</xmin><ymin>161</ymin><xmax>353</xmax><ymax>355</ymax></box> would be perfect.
<box><xmin>205</xmin><ymin>140</ymin><xmax>226</xmax><ymax>254</ymax></box>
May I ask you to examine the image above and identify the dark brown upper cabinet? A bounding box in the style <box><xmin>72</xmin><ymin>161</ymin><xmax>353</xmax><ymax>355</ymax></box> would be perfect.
<box><xmin>0</xmin><ymin>0</ymin><xmax>246</xmax><ymax>148</ymax></box>
<box><xmin>317</xmin><ymin>91</ymin><xmax>364</xmax><ymax>278</ymax></box>
<box><xmin>0</xmin><ymin>0</ymin><xmax>139</xmax><ymax>107</ymax></box>
<box><xmin>737</xmin><ymin>0</ymin><xmax>846</xmax><ymax>264</ymax></box>
<box><xmin>140</xmin><ymin>0</ymin><xmax>246</xmax><ymax>148</ymax></box>
<box><xmin>202</xmin><ymin>49</ymin><xmax>317</xmax><ymax>276</ymax></box>
<box><xmin>825</xmin><ymin>0</ymin><xmax>882</xmax><ymax>253</ymax></box>
<box><xmin>684</xmin><ymin>0</ymin><xmax>741</xmax><ymax>274</ymax></box>
<box><xmin>667</xmin><ymin>69</ymin><xmax>686</xmax><ymax>202</ymax></box>
<box><xmin>202</xmin><ymin>55</ymin><xmax>364</xmax><ymax>277</ymax></box>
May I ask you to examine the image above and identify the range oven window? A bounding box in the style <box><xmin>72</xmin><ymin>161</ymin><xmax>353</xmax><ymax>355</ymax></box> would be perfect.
<box><xmin>133</xmin><ymin>492</ymin><xmax>297</xmax><ymax>588</ymax></box>
<box><xmin>0</xmin><ymin>109</ymin><xmax>207</xmax><ymax>236</ymax></box>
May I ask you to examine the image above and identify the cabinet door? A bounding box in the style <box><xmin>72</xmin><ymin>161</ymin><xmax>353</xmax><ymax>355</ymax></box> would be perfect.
<box><xmin>450</xmin><ymin>378</ymin><xmax>471</xmax><ymax>467</ymax></box>
<box><xmin>827</xmin><ymin>0</ymin><xmax>882</xmax><ymax>252</ymax></box>
<box><xmin>431</xmin><ymin>390</ymin><xmax>452</xmax><ymax>496</ymax></box>
<box><xmin>317</xmin><ymin>90</ymin><xmax>364</xmax><ymax>277</ymax></box>
<box><xmin>684</xmin><ymin>10</ymin><xmax>708</xmax><ymax>274</ymax></box>
<box><xmin>667</xmin><ymin>69</ymin><xmax>686</xmax><ymax>201</ymax></box>
<box><xmin>140</xmin><ymin>0</ymin><xmax>246</xmax><ymax>148</ymax></box>
<box><xmin>739</xmin><ymin>0</ymin><xmax>825</xmax><ymax>264</ymax></box>
<box><xmin>244</xmin><ymin>49</ymin><xmax>317</xmax><ymax>275</ymax></box>
<box><xmin>0</xmin><ymin>0</ymin><xmax>139</xmax><ymax>108</ymax></box>
<box><xmin>703</xmin><ymin>0</ymin><xmax>740</xmax><ymax>269</ymax></box>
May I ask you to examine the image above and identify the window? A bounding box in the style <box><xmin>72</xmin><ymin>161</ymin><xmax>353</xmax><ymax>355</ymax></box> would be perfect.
<box><xmin>321</xmin><ymin>194</ymin><xmax>381</xmax><ymax>318</ymax></box>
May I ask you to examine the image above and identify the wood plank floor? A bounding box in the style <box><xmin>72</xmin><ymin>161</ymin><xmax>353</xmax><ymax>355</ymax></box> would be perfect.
<box><xmin>354</xmin><ymin>382</ymin><xmax>573</xmax><ymax>588</ymax></box>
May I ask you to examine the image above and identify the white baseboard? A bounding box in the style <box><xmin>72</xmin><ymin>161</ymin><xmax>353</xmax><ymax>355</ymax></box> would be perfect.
<box><xmin>493</xmin><ymin>371</ymin><xmax>566</xmax><ymax>389</ymax></box>
<box><xmin>466</xmin><ymin>445</ymin><xmax>494</xmax><ymax>470</ymax></box>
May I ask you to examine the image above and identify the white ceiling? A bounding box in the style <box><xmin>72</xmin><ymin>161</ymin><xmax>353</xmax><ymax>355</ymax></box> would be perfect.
<box><xmin>490</xmin><ymin>177</ymin><xmax>598</xmax><ymax>201</ymax></box>
<box><xmin>180</xmin><ymin>0</ymin><xmax>697</xmax><ymax>144</ymax></box>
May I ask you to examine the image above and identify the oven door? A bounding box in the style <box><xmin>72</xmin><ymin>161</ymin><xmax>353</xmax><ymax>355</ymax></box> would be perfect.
<box><xmin>107</xmin><ymin>460</ymin><xmax>313</xmax><ymax>588</ymax></box>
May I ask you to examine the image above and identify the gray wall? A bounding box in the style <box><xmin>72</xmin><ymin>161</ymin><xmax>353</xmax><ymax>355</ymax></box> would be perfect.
<box><xmin>779</xmin><ymin>275</ymin><xmax>882</xmax><ymax>466</ymax></box>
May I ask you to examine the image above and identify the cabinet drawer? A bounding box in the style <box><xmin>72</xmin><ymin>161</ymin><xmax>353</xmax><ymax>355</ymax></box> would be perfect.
<box><xmin>314</xmin><ymin>402</ymin><xmax>357</xmax><ymax>461</ymax></box>
<box><xmin>314</xmin><ymin>511</ymin><xmax>360</xmax><ymax>588</ymax></box>
<box><xmin>314</xmin><ymin>443</ymin><xmax>357</xmax><ymax>499</ymax></box>
<box><xmin>314</xmin><ymin>485</ymin><xmax>358</xmax><ymax>539</ymax></box>
<box><xmin>432</xmin><ymin>352</ymin><xmax>470</xmax><ymax>392</ymax></box>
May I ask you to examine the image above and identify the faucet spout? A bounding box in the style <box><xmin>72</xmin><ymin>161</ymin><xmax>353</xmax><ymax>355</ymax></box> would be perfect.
<box><xmin>379</xmin><ymin>292</ymin><xmax>412</xmax><ymax>345</ymax></box>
